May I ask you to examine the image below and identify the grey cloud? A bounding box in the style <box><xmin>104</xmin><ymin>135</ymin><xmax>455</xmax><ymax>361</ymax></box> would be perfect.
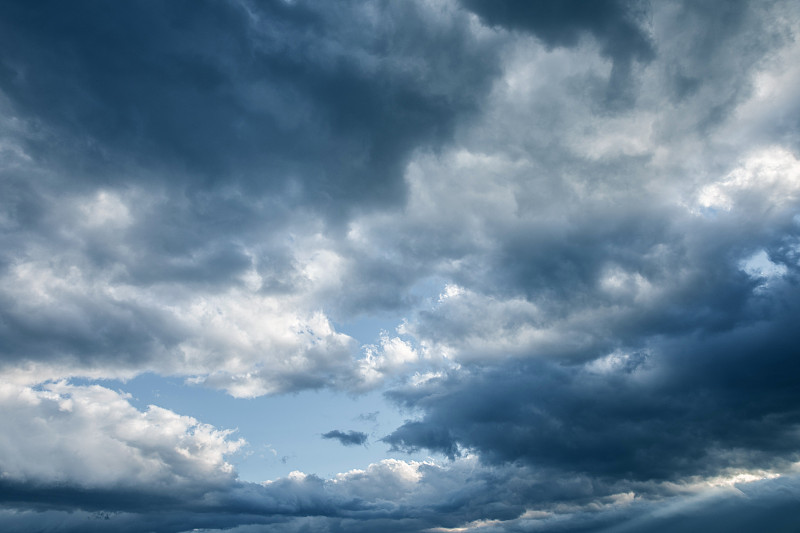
<box><xmin>460</xmin><ymin>0</ymin><xmax>653</xmax><ymax>63</ymax></box>
<box><xmin>599</xmin><ymin>476</ymin><xmax>800</xmax><ymax>533</ymax></box>
<box><xmin>0</xmin><ymin>376</ymin><xmax>797</xmax><ymax>531</ymax></box>
<box><xmin>460</xmin><ymin>0</ymin><xmax>655</xmax><ymax>109</ymax></box>
<box><xmin>322</xmin><ymin>429</ymin><xmax>368</xmax><ymax>447</ymax></box>
<box><xmin>1</xmin><ymin>0</ymin><xmax>800</xmax><ymax>531</ymax></box>
<box><xmin>4</xmin><ymin>457</ymin><xmax>800</xmax><ymax>533</ymax></box>
<box><xmin>0</xmin><ymin>0</ymin><xmax>786</xmax><ymax>388</ymax></box>
<box><xmin>358</xmin><ymin>411</ymin><xmax>379</xmax><ymax>422</ymax></box>
<box><xmin>333</xmin><ymin>0</ymin><xmax>798</xmax><ymax>322</ymax></box>
<box><xmin>0</xmin><ymin>282</ymin><xmax>184</xmax><ymax>369</ymax></box>
<box><xmin>653</xmin><ymin>0</ymin><xmax>788</xmax><ymax>133</ymax></box>
<box><xmin>365</xmin><ymin>0</ymin><xmax>800</xmax><ymax>515</ymax></box>
<box><xmin>0</xmin><ymin>0</ymin><xmax>503</xmax><ymax>389</ymax></box>
<box><xmin>0</xmin><ymin>462</ymin><xmax>590</xmax><ymax>531</ymax></box>
<box><xmin>0</xmin><ymin>0</ymin><xmax>499</xmax><ymax>216</ymax></box>
<box><xmin>384</xmin><ymin>293</ymin><xmax>800</xmax><ymax>480</ymax></box>
<box><xmin>339</xmin><ymin>0</ymin><xmax>800</xmax><ymax>353</ymax></box>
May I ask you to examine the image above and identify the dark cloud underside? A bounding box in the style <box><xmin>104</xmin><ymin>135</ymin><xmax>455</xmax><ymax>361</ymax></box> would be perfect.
<box><xmin>385</xmin><ymin>298</ymin><xmax>800</xmax><ymax>479</ymax></box>
<box><xmin>461</xmin><ymin>0</ymin><xmax>654</xmax><ymax>107</ymax></box>
<box><xmin>0</xmin><ymin>0</ymin><xmax>498</xmax><ymax>214</ymax></box>
<box><xmin>460</xmin><ymin>0</ymin><xmax>653</xmax><ymax>62</ymax></box>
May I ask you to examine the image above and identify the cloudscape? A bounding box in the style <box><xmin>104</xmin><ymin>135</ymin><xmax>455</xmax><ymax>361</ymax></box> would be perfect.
<box><xmin>2</xmin><ymin>1</ymin><xmax>800</xmax><ymax>531</ymax></box>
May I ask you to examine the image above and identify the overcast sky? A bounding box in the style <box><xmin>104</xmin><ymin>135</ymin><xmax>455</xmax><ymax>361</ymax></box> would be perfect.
<box><xmin>2</xmin><ymin>0</ymin><xmax>800</xmax><ymax>531</ymax></box>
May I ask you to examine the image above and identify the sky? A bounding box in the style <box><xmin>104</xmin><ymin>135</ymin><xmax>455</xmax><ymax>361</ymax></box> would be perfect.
<box><xmin>1</xmin><ymin>0</ymin><xmax>800</xmax><ymax>531</ymax></box>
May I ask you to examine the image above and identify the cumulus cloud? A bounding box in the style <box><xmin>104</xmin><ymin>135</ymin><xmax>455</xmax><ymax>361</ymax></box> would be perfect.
<box><xmin>0</xmin><ymin>0</ymin><xmax>501</xmax><ymax>393</ymax></box>
<box><xmin>0</xmin><ymin>381</ymin><xmax>243</xmax><ymax>492</ymax></box>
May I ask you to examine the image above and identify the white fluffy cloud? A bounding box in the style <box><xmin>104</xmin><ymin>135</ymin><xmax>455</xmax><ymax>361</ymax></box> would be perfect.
<box><xmin>0</xmin><ymin>381</ymin><xmax>243</xmax><ymax>490</ymax></box>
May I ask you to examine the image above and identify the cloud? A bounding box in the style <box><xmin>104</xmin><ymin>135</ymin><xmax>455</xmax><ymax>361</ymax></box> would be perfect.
<box><xmin>0</xmin><ymin>381</ymin><xmax>243</xmax><ymax>493</ymax></box>
<box><xmin>0</xmin><ymin>0</ymin><xmax>791</xmax><ymax>396</ymax></box>
<box><xmin>383</xmin><ymin>267</ymin><xmax>800</xmax><ymax>481</ymax></box>
<box><xmin>0</xmin><ymin>0</ymin><xmax>499</xmax><ymax>215</ymax></box>
<box><xmin>460</xmin><ymin>0</ymin><xmax>655</xmax><ymax>108</ymax></box>
<box><xmin>358</xmin><ymin>411</ymin><xmax>380</xmax><ymax>423</ymax></box>
<box><xmin>322</xmin><ymin>430</ymin><xmax>369</xmax><ymax>447</ymax></box>
<box><xmin>0</xmin><ymin>247</ymin><xmax>363</xmax><ymax>394</ymax></box>
<box><xmin>2</xmin><ymin>452</ymin><xmax>798</xmax><ymax>533</ymax></box>
<box><xmin>0</xmin><ymin>0</ymin><xmax>503</xmax><ymax>395</ymax></box>
<box><xmin>1</xmin><ymin>0</ymin><xmax>800</xmax><ymax>531</ymax></box>
<box><xmin>370</xmin><ymin>6</ymin><xmax>800</xmax><ymax>494</ymax></box>
<box><xmin>460</xmin><ymin>0</ymin><xmax>654</xmax><ymax>62</ymax></box>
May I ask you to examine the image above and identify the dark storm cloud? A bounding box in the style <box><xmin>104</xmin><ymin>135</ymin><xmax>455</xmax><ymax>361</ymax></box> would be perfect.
<box><xmin>460</xmin><ymin>0</ymin><xmax>654</xmax><ymax>108</ymax></box>
<box><xmin>384</xmin><ymin>288</ymin><xmax>800</xmax><ymax>479</ymax></box>
<box><xmin>601</xmin><ymin>476</ymin><xmax>800</xmax><ymax>533</ymax></box>
<box><xmin>0</xmin><ymin>463</ymin><xmax>616</xmax><ymax>532</ymax></box>
<box><xmin>322</xmin><ymin>429</ymin><xmax>368</xmax><ymax>447</ymax></box>
<box><xmin>460</xmin><ymin>0</ymin><xmax>653</xmax><ymax>63</ymax></box>
<box><xmin>0</xmin><ymin>479</ymin><xmax>189</xmax><ymax>514</ymax></box>
<box><xmin>0</xmin><ymin>0</ymin><xmax>502</xmax><ymax>381</ymax></box>
<box><xmin>4</xmin><ymin>463</ymin><xmax>800</xmax><ymax>533</ymax></box>
<box><xmin>0</xmin><ymin>0</ymin><xmax>498</xmax><ymax>215</ymax></box>
<box><xmin>333</xmin><ymin>0</ymin><xmax>796</xmax><ymax>327</ymax></box>
<box><xmin>401</xmin><ymin>184</ymin><xmax>798</xmax><ymax>368</ymax></box>
<box><xmin>372</xmin><ymin>0</ymin><xmax>800</xmax><ymax>518</ymax></box>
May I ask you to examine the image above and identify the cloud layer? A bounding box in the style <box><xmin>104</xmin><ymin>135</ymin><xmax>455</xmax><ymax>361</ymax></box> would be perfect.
<box><xmin>1</xmin><ymin>0</ymin><xmax>800</xmax><ymax>531</ymax></box>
